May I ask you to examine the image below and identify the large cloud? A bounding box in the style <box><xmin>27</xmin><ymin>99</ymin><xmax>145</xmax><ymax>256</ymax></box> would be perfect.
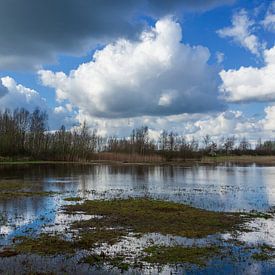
<box><xmin>39</xmin><ymin>18</ymin><xmax>224</xmax><ymax>119</ymax></box>
<box><xmin>0</xmin><ymin>0</ymin><xmax>234</xmax><ymax>69</ymax></box>
<box><xmin>219</xmin><ymin>46</ymin><xmax>275</xmax><ymax>102</ymax></box>
<box><xmin>75</xmin><ymin>106</ymin><xmax>275</xmax><ymax>144</ymax></box>
<box><xmin>1</xmin><ymin>77</ymin><xmax>273</xmax><ymax>143</ymax></box>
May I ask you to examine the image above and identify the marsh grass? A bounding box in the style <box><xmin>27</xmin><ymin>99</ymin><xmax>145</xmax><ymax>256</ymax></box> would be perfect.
<box><xmin>64</xmin><ymin>197</ymin><xmax>83</xmax><ymax>202</ymax></box>
<box><xmin>13</xmin><ymin>229</ymin><xmax>125</xmax><ymax>256</ymax></box>
<box><xmin>3</xmin><ymin>198</ymin><xmax>273</xmax><ymax>271</ymax></box>
<box><xmin>81</xmin><ymin>254</ymin><xmax>130</xmax><ymax>271</ymax></box>
<box><xmin>0</xmin><ymin>179</ymin><xmax>57</xmax><ymax>199</ymax></box>
<box><xmin>251</xmin><ymin>243</ymin><xmax>275</xmax><ymax>261</ymax></box>
<box><xmin>65</xmin><ymin>198</ymin><xmax>245</xmax><ymax>238</ymax></box>
<box><xmin>143</xmin><ymin>245</ymin><xmax>220</xmax><ymax>266</ymax></box>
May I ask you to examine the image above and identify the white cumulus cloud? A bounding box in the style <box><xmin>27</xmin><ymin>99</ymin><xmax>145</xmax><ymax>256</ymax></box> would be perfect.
<box><xmin>0</xmin><ymin>76</ymin><xmax>47</xmax><ymax>111</ymax></box>
<box><xmin>217</xmin><ymin>9</ymin><xmax>262</xmax><ymax>56</ymax></box>
<box><xmin>0</xmin><ymin>76</ymin><xmax>78</xmax><ymax>129</ymax></box>
<box><xmin>39</xmin><ymin>17</ymin><xmax>223</xmax><ymax>119</ymax></box>
<box><xmin>219</xmin><ymin>45</ymin><xmax>275</xmax><ymax>102</ymax></box>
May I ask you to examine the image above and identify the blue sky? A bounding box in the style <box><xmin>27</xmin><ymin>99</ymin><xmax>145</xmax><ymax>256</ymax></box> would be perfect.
<box><xmin>0</xmin><ymin>0</ymin><xmax>274</xmax><ymax>141</ymax></box>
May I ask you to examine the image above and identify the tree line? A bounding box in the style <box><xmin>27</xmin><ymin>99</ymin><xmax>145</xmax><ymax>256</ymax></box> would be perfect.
<box><xmin>0</xmin><ymin>108</ymin><xmax>275</xmax><ymax>162</ymax></box>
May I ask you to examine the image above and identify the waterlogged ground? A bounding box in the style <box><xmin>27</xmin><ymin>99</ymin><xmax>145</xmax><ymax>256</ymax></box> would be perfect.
<box><xmin>0</xmin><ymin>163</ymin><xmax>274</xmax><ymax>274</ymax></box>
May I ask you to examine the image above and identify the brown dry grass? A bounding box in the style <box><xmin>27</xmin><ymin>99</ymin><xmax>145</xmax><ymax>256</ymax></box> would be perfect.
<box><xmin>94</xmin><ymin>152</ymin><xmax>164</xmax><ymax>163</ymax></box>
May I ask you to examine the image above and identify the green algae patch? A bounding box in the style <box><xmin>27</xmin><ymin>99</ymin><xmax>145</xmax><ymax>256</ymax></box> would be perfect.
<box><xmin>143</xmin><ymin>245</ymin><xmax>220</xmax><ymax>266</ymax></box>
<box><xmin>65</xmin><ymin>198</ymin><xmax>245</xmax><ymax>238</ymax></box>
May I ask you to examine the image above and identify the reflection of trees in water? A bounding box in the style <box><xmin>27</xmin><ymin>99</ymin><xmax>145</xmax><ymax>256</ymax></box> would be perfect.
<box><xmin>0</xmin><ymin>164</ymin><xmax>273</xmax><ymax>212</ymax></box>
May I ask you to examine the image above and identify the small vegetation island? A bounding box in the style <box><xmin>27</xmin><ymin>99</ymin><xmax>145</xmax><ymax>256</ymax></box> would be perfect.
<box><xmin>1</xmin><ymin>108</ymin><xmax>275</xmax><ymax>164</ymax></box>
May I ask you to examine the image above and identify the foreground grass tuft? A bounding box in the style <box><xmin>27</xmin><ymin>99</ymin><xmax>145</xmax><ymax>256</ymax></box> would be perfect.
<box><xmin>13</xmin><ymin>229</ymin><xmax>125</xmax><ymax>256</ymax></box>
<box><xmin>14</xmin><ymin>234</ymin><xmax>75</xmax><ymax>256</ymax></box>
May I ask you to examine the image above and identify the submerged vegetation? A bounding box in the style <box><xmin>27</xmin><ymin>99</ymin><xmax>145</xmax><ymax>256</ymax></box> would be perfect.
<box><xmin>1</xmin><ymin>108</ymin><xmax>275</xmax><ymax>163</ymax></box>
<box><xmin>143</xmin><ymin>245</ymin><xmax>220</xmax><ymax>266</ymax></box>
<box><xmin>0</xmin><ymin>179</ymin><xmax>57</xmax><ymax>199</ymax></box>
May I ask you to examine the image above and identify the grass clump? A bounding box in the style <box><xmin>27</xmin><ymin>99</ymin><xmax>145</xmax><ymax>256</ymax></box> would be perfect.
<box><xmin>252</xmin><ymin>253</ymin><xmax>274</xmax><ymax>261</ymax></box>
<box><xmin>0</xmin><ymin>180</ymin><xmax>32</xmax><ymax>190</ymax></box>
<box><xmin>0</xmin><ymin>213</ymin><xmax>7</xmax><ymax>226</ymax></box>
<box><xmin>13</xmin><ymin>229</ymin><xmax>125</xmax><ymax>256</ymax></box>
<box><xmin>252</xmin><ymin>243</ymin><xmax>275</xmax><ymax>261</ymax></box>
<box><xmin>143</xmin><ymin>245</ymin><xmax>220</xmax><ymax>266</ymax></box>
<box><xmin>65</xmin><ymin>198</ymin><xmax>244</xmax><ymax>238</ymax></box>
<box><xmin>0</xmin><ymin>249</ymin><xmax>18</xmax><ymax>257</ymax></box>
<box><xmin>0</xmin><ymin>179</ymin><xmax>57</xmax><ymax>200</ymax></box>
<box><xmin>14</xmin><ymin>234</ymin><xmax>75</xmax><ymax>256</ymax></box>
<box><xmin>64</xmin><ymin>197</ymin><xmax>83</xmax><ymax>202</ymax></box>
<box><xmin>77</xmin><ymin>229</ymin><xmax>125</xmax><ymax>249</ymax></box>
<box><xmin>81</xmin><ymin>254</ymin><xmax>130</xmax><ymax>271</ymax></box>
<box><xmin>0</xmin><ymin>191</ymin><xmax>57</xmax><ymax>200</ymax></box>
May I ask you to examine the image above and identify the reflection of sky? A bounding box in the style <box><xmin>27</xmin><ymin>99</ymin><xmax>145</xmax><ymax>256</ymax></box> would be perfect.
<box><xmin>0</xmin><ymin>164</ymin><xmax>275</xmax><ymax>246</ymax></box>
<box><xmin>48</xmin><ymin>164</ymin><xmax>274</xmax><ymax>212</ymax></box>
<box><xmin>0</xmin><ymin>196</ymin><xmax>59</xmax><ymax>245</ymax></box>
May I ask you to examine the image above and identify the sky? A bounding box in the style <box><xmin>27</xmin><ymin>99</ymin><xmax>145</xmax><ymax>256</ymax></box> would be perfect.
<box><xmin>0</xmin><ymin>0</ymin><xmax>274</xmax><ymax>142</ymax></box>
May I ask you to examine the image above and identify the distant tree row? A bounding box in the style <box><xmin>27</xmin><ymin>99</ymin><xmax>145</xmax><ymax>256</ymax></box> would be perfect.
<box><xmin>0</xmin><ymin>108</ymin><xmax>275</xmax><ymax>161</ymax></box>
<box><xmin>0</xmin><ymin>108</ymin><xmax>98</xmax><ymax>161</ymax></box>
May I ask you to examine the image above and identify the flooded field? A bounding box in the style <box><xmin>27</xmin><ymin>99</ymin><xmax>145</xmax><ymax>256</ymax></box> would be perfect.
<box><xmin>0</xmin><ymin>163</ymin><xmax>274</xmax><ymax>274</ymax></box>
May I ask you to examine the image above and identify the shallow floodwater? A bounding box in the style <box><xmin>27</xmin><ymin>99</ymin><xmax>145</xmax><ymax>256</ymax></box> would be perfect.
<box><xmin>0</xmin><ymin>163</ymin><xmax>275</xmax><ymax>274</ymax></box>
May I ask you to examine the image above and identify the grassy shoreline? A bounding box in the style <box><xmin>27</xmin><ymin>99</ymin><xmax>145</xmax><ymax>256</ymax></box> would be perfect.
<box><xmin>1</xmin><ymin>155</ymin><xmax>275</xmax><ymax>166</ymax></box>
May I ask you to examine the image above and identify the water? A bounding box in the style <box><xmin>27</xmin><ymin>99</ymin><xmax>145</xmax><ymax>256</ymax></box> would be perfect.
<box><xmin>0</xmin><ymin>163</ymin><xmax>275</xmax><ymax>274</ymax></box>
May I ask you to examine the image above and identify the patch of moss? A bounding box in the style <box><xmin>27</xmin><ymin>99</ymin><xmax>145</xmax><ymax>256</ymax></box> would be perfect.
<box><xmin>65</xmin><ymin>198</ymin><xmax>245</xmax><ymax>238</ymax></box>
<box><xmin>143</xmin><ymin>245</ymin><xmax>220</xmax><ymax>266</ymax></box>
